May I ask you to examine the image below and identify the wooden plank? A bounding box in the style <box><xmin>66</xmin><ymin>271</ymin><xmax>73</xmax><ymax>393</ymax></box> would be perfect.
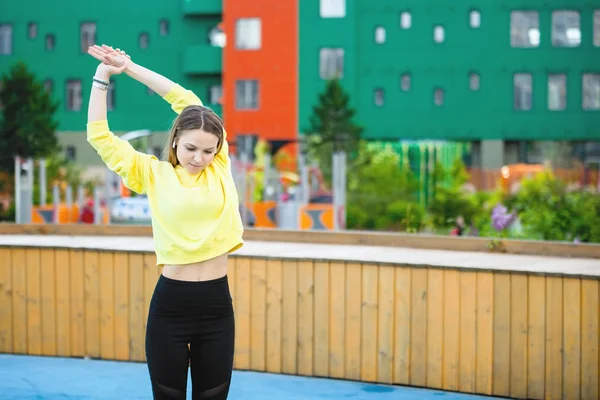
<box><xmin>442</xmin><ymin>269</ymin><xmax>460</xmax><ymax>391</ymax></box>
<box><xmin>234</xmin><ymin>257</ymin><xmax>251</xmax><ymax>369</ymax></box>
<box><xmin>475</xmin><ymin>272</ymin><xmax>494</xmax><ymax>395</ymax></box>
<box><xmin>545</xmin><ymin>276</ymin><xmax>563</xmax><ymax>399</ymax></box>
<box><xmin>377</xmin><ymin>265</ymin><xmax>394</xmax><ymax>384</ymax></box>
<box><xmin>527</xmin><ymin>275</ymin><xmax>546</xmax><ymax>399</ymax></box>
<box><xmin>113</xmin><ymin>252</ymin><xmax>130</xmax><ymax>361</ymax></box>
<box><xmin>281</xmin><ymin>259</ymin><xmax>298</xmax><ymax>375</ymax></box>
<box><xmin>54</xmin><ymin>249</ymin><xmax>70</xmax><ymax>356</ymax></box>
<box><xmin>297</xmin><ymin>260</ymin><xmax>314</xmax><ymax>376</ymax></box>
<box><xmin>459</xmin><ymin>271</ymin><xmax>477</xmax><ymax>393</ymax></box>
<box><xmin>426</xmin><ymin>268</ymin><xmax>444</xmax><ymax>389</ymax></box>
<box><xmin>360</xmin><ymin>264</ymin><xmax>378</xmax><ymax>382</ymax></box>
<box><xmin>0</xmin><ymin>248</ymin><xmax>12</xmax><ymax>353</ymax></box>
<box><xmin>393</xmin><ymin>267</ymin><xmax>411</xmax><ymax>385</ymax></box>
<box><xmin>99</xmin><ymin>252</ymin><xmax>115</xmax><ymax>360</ymax></box>
<box><xmin>143</xmin><ymin>253</ymin><xmax>157</xmax><ymax>337</ymax></box>
<box><xmin>84</xmin><ymin>250</ymin><xmax>100</xmax><ymax>359</ymax></box>
<box><xmin>492</xmin><ymin>273</ymin><xmax>511</xmax><ymax>397</ymax></box>
<box><xmin>265</xmin><ymin>259</ymin><xmax>283</xmax><ymax>374</ymax></box>
<box><xmin>128</xmin><ymin>253</ymin><xmax>145</xmax><ymax>362</ymax></box>
<box><xmin>25</xmin><ymin>248</ymin><xmax>42</xmax><ymax>355</ymax></box>
<box><xmin>580</xmin><ymin>279</ymin><xmax>599</xmax><ymax>400</ymax></box>
<box><xmin>329</xmin><ymin>261</ymin><xmax>345</xmax><ymax>379</ymax></box>
<box><xmin>313</xmin><ymin>261</ymin><xmax>329</xmax><ymax>377</ymax></box>
<box><xmin>11</xmin><ymin>248</ymin><xmax>27</xmax><ymax>354</ymax></box>
<box><xmin>509</xmin><ymin>274</ymin><xmax>528</xmax><ymax>398</ymax></box>
<box><xmin>345</xmin><ymin>262</ymin><xmax>362</xmax><ymax>381</ymax></box>
<box><xmin>411</xmin><ymin>267</ymin><xmax>428</xmax><ymax>387</ymax></box>
<box><xmin>562</xmin><ymin>278</ymin><xmax>581</xmax><ymax>400</ymax></box>
<box><xmin>40</xmin><ymin>248</ymin><xmax>56</xmax><ymax>356</ymax></box>
<box><xmin>250</xmin><ymin>258</ymin><xmax>267</xmax><ymax>372</ymax></box>
<box><xmin>69</xmin><ymin>249</ymin><xmax>85</xmax><ymax>357</ymax></box>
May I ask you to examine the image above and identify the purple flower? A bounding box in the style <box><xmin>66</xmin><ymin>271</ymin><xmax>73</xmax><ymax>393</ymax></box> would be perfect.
<box><xmin>491</xmin><ymin>203</ymin><xmax>516</xmax><ymax>232</ymax></box>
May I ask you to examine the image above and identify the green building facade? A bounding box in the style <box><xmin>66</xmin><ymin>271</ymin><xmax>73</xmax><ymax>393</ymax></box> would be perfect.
<box><xmin>299</xmin><ymin>0</ymin><xmax>600</xmax><ymax>168</ymax></box>
<box><xmin>1</xmin><ymin>0</ymin><xmax>599</xmax><ymax>170</ymax></box>
<box><xmin>0</xmin><ymin>0</ymin><xmax>223</xmax><ymax>164</ymax></box>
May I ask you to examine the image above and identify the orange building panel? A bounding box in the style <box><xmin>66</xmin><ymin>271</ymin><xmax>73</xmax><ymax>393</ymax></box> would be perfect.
<box><xmin>222</xmin><ymin>0</ymin><xmax>299</xmax><ymax>149</ymax></box>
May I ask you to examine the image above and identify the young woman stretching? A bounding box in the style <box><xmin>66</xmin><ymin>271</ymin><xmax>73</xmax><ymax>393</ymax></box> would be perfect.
<box><xmin>86</xmin><ymin>44</ymin><xmax>244</xmax><ymax>400</ymax></box>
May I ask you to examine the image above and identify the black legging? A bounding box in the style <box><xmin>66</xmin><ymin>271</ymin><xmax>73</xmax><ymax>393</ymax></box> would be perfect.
<box><xmin>145</xmin><ymin>274</ymin><xmax>235</xmax><ymax>400</ymax></box>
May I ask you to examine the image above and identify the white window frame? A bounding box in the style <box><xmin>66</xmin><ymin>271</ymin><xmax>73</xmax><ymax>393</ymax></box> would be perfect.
<box><xmin>548</xmin><ymin>74</ymin><xmax>567</xmax><ymax>111</ymax></box>
<box><xmin>510</xmin><ymin>11</ymin><xmax>540</xmax><ymax>48</ymax></box>
<box><xmin>0</xmin><ymin>24</ymin><xmax>13</xmax><ymax>55</ymax></box>
<box><xmin>375</xmin><ymin>26</ymin><xmax>386</xmax><ymax>44</ymax></box>
<box><xmin>320</xmin><ymin>0</ymin><xmax>346</xmax><ymax>18</ymax></box>
<box><xmin>514</xmin><ymin>73</ymin><xmax>533</xmax><ymax>111</ymax></box>
<box><xmin>374</xmin><ymin>88</ymin><xmax>385</xmax><ymax>107</ymax></box>
<box><xmin>595</xmin><ymin>10</ymin><xmax>600</xmax><ymax>47</ymax></box>
<box><xmin>470</xmin><ymin>10</ymin><xmax>481</xmax><ymax>28</ymax></box>
<box><xmin>235</xmin><ymin>80</ymin><xmax>259</xmax><ymax>110</ymax></box>
<box><xmin>319</xmin><ymin>48</ymin><xmax>344</xmax><ymax>80</ymax></box>
<box><xmin>66</xmin><ymin>80</ymin><xmax>82</xmax><ymax>112</ymax></box>
<box><xmin>80</xmin><ymin>22</ymin><xmax>96</xmax><ymax>53</ymax></box>
<box><xmin>235</xmin><ymin>18</ymin><xmax>261</xmax><ymax>50</ymax></box>
<box><xmin>209</xmin><ymin>85</ymin><xmax>223</xmax><ymax>104</ymax></box>
<box><xmin>107</xmin><ymin>82</ymin><xmax>115</xmax><ymax>111</ymax></box>
<box><xmin>45</xmin><ymin>34</ymin><xmax>55</xmax><ymax>51</ymax></box>
<box><xmin>551</xmin><ymin>10</ymin><xmax>581</xmax><ymax>47</ymax></box>
<box><xmin>434</xmin><ymin>25</ymin><xmax>445</xmax><ymax>43</ymax></box>
<box><xmin>583</xmin><ymin>74</ymin><xmax>600</xmax><ymax>110</ymax></box>
<box><xmin>139</xmin><ymin>32</ymin><xmax>149</xmax><ymax>49</ymax></box>
<box><xmin>400</xmin><ymin>12</ymin><xmax>412</xmax><ymax>29</ymax></box>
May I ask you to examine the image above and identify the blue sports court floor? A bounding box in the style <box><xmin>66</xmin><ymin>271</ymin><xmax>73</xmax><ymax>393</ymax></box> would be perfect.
<box><xmin>0</xmin><ymin>354</ymin><xmax>505</xmax><ymax>399</ymax></box>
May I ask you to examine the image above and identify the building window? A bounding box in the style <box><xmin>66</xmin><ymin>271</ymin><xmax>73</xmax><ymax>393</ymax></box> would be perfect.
<box><xmin>548</xmin><ymin>74</ymin><xmax>567</xmax><ymax>111</ymax></box>
<box><xmin>43</xmin><ymin>79</ymin><xmax>53</xmax><ymax>94</ymax></box>
<box><xmin>434</xmin><ymin>25</ymin><xmax>445</xmax><ymax>43</ymax></box>
<box><xmin>469</xmin><ymin>72</ymin><xmax>480</xmax><ymax>91</ymax></box>
<box><xmin>235</xmin><ymin>18</ymin><xmax>261</xmax><ymax>50</ymax></box>
<box><xmin>0</xmin><ymin>24</ymin><xmax>12</xmax><ymax>55</ymax></box>
<box><xmin>66</xmin><ymin>146</ymin><xmax>76</xmax><ymax>162</ymax></box>
<box><xmin>147</xmin><ymin>87</ymin><xmax>155</xmax><ymax>96</ymax></box>
<box><xmin>400</xmin><ymin>12</ymin><xmax>411</xmax><ymax>29</ymax></box>
<box><xmin>470</xmin><ymin>10</ymin><xmax>481</xmax><ymax>28</ymax></box>
<box><xmin>139</xmin><ymin>32</ymin><xmax>149</xmax><ymax>49</ymax></box>
<box><xmin>552</xmin><ymin>11</ymin><xmax>581</xmax><ymax>47</ymax></box>
<box><xmin>107</xmin><ymin>82</ymin><xmax>115</xmax><ymax>111</ymax></box>
<box><xmin>319</xmin><ymin>48</ymin><xmax>344</xmax><ymax>79</ymax></box>
<box><xmin>66</xmin><ymin>80</ymin><xmax>82</xmax><ymax>111</ymax></box>
<box><xmin>511</xmin><ymin>11</ymin><xmax>540</xmax><ymax>47</ymax></box>
<box><xmin>45</xmin><ymin>34</ymin><xmax>55</xmax><ymax>51</ymax></box>
<box><xmin>400</xmin><ymin>73</ymin><xmax>411</xmax><ymax>91</ymax></box>
<box><xmin>374</xmin><ymin>88</ymin><xmax>385</xmax><ymax>107</ymax></box>
<box><xmin>80</xmin><ymin>22</ymin><xmax>96</xmax><ymax>53</ymax></box>
<box><xmin>595</xmin><ymin>11</ymin><xmax>600</xmax><ymax>47</ymax></box>
<box><xmin>209</xmin><ymin>85</ymin><xmax>222</xmax><ymax>104</ymax></box>
<box><xmin>235</xmin><ymin>80</ymin><xmax>259</xmax><ymax>110</ymax></box>
<box><xmin>159</xmin><ymin>19</ymin><xmax>169</xmax><ymax>36</ymax></box>
<box><xmin>434</xmin><ymin>88</ymin><xmax>444</xmax><ymax>106</ymax></box>
<box><xmin>583</xmin><ymin>74</ymin><xmax>600</xmax><ymax>110</ymax></box>
<box><xmin>209</xmin><ymin>26</ymin><xmax>226</xmax><ymax>47</ymax></box>
<box><xmin>514</xmin><ymin>73</ymin><xmax>532</xmax><ymax>111</ymax></box>
<box><xmin>28</xmin><ymin>22</ymin><xmax>37</xmax><ymax>39</ymax></box>
<box><xmin>320</xmin><ymin>0</ymin><xmax>346</xmax><ymax>18</ymax></box>
<box><xmin>374</xmin><ymin>26</ymin><xmax>386</xmax><ymax>44</ymax></box>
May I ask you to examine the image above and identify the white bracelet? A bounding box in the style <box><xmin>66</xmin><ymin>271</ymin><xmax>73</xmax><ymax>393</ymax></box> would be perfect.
<box><xmin>93</xmin><ymin>76</ymin><xmax>110</xmax><ymax>85</ymax></box>
<box><xmin>92</xmin><ymin>81</ymin><xmax>108</xmax><ymax>91</ymax></box>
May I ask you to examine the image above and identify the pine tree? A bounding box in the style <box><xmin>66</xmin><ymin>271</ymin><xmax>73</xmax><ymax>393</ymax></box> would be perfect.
<box><xmin>303</xmin><ymin>79</ymin><xmax>363</xmax><ymax>183</ymax></box>
<box><xmin>0</xmin><ymin>61</ymin><xmax>60</xmax><ymax>172</ymax></box>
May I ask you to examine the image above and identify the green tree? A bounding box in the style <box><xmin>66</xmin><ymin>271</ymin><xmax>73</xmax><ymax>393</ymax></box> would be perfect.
<box><xmin>346</xmin><ymin>142</ymin><xmax>423</xmax><ymax>231</ymax></box>
<box><xmin>0</xmin><ymin>61</ymin><xmax>60</xmax><ymax>172</ymax></box>
<box><xmin>303</xmin><ymin>79</ymin><xmax>363</xmax><ymax>184</ymax></box>
<box><xmin>427</xmin><ymin>158</ymin><xmax>477</xmax><ymax>230</ymax></box>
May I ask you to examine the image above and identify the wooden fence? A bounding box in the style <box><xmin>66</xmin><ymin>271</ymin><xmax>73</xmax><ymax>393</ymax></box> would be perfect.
<box><xmin>0</xmin><ymin>246</ymin><xmax>598</xmax><ymax>400</ymax></box>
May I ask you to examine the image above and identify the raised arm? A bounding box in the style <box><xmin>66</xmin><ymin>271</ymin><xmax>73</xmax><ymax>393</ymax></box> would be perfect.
<box><xmin>87</xmin><ymin>60</ymin><xmax>155</xmax><ymax>194</ymax></box>
<box><xmin>90</xmin><ymin>44</ymin><xmax>231</xmax><ymax>167</ymax></box>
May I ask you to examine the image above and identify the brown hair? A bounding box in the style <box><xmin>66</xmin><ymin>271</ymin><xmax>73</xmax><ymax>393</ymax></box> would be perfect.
<box><xmin>163</xmin><ymin>105</ymin><xmax>224</xmax><ymax>166</ymax></box>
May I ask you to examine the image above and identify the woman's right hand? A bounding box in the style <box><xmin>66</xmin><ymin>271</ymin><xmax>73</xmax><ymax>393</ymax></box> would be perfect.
<box><xmin>88</xmin><ymin>44</ymin><xmax>131</xmax><ymax>71</ymax></box>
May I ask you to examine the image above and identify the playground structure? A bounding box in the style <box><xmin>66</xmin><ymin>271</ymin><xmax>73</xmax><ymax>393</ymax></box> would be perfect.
<box><xmin>13</xmin><ymin>129</ymin><xmax>348</xmax><ymax>231</ymax></box>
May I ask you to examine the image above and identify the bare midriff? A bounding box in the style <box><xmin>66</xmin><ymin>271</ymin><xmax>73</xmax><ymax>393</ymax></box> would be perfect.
<box><xmin>161</xmin><ymin>253</ymin><xmax>229</xmax><ymax>282</ymax></box>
